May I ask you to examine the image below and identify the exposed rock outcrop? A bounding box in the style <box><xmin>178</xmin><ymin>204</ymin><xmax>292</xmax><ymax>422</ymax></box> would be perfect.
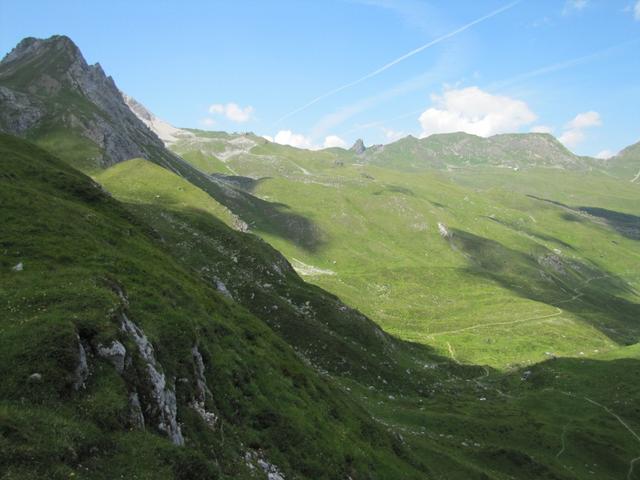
<box><xmin>0</xmin><ymin>35</ymin><xmax>173</xmax><ymax>167</ymax></box>
<box><xmin>72</xmin><ymin>336</ymin><xmax>89</xmax><ymax>390</ymax></box>
<box><xmin>97</xmin><ymin>340</ymin><xmax>127</xmax><ymax>374</ymax></box>
<box><xmin>122</xmin><ymin>93</ymin><xmax>192</xmax><ymax>146</ymax></box>
<box><xmin>121</xmin><ymin>312</ymin><xmax>184</xmax><ymax>445</ymax></box>
<box><xmin>438</xmin><ymin>222</ymin><xmax>451</xmax><ymax>239</ymax></box>
<box><xmin>190</xmin><ymin>345</ymin><xmax>218</xmax><ymax>429</ymax></box>
<box><xmin>350</xmin><ymin>138</ymin><xmax>366</xmax><ymax>155</ymax></box>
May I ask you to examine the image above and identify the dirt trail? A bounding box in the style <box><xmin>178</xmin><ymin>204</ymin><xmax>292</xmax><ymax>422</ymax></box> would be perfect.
<box><xmin>629</xmin><ymin>456</ymin><xmax>640</xmax><ymax>480</ymax></box>
<box><xmin>430</xmin><ymin>273</ymin><xmax>624</xmax><ymax>338</ymax></box>
<box><xmin>561</xmin><ymin>392</ymin><xmax>640</xmax><ymax>477</ymax></box>
<box><xmin>447</xmin><ymin>342</ymin><xmax>459</xmax><ymax>364</ymax></box>
<box><xmin>584</xmin><ymin>397</ymin><xmax>640</xmax><ymax>443</ymax></box>
<box><xmin>584</xmin><ymin>397</ymin><xmax>640</xmax><ymax>479</ymax></box>
<box><xmin>556</xmin><ymin>423</ymin><xmax>570</xmax><ymax>459</ymax></box>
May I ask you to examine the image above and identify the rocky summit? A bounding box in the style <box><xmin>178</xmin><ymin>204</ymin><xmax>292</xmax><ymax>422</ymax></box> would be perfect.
<box><xmin>0</xmin><ymin>35</ymin><xmax>166</xmax><ymax>168</ymax></box>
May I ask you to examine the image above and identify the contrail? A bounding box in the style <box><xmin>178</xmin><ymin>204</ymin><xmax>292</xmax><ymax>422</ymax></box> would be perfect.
<box><xmin>490</xmin><ymin>37</ymin><xmax>640</xmax><ymax>90</ymax></box>
<box><xmin>275</xmin><ymin>0</ymin><xmax>522</xmax><ymax>124</ymax></box>
<box><xmin>340</xmin><ymin>37</ymin><xmax>638</xmax><ymax>140</ymax></box>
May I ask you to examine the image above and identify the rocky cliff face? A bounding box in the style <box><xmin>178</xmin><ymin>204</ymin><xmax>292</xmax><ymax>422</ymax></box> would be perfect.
<box><xmin>121</xmin><ymin>92</ymin><xmax>192</xmax><ymax>146</ymax></box>
<box><xmin>350</xmin><ymin>138</ymin><xmax>366</xmax><ymax>155</ymax></box>
<box><xmin>0</xmin><ymin>35</ymin><xmax>168</xmax><ymax>167</ymax></box>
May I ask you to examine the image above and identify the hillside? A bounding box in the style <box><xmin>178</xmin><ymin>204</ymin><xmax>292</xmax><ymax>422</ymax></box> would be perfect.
<box><xmin>0</xmin><ymin>133</ymin><xmax>437</xmax><ymax>479</ymax></box>
<box><xmin>97</xmin><ymin>140</ymin><xmax>640</xmax><ymax>480</ymax></box>
<box><xmin>0</xmin><ymin>35</ymin><xmax>336</xmax><ymax>252</ymax></box>
<box><xmin>156</xmin><ymin>118</ymin><xmax>640</xmax><ymax>369</ymax></box>
<box><xmin>608</xmin><ymin>141</ymin><xmax>640</xmax><ymax>182</ymax></box>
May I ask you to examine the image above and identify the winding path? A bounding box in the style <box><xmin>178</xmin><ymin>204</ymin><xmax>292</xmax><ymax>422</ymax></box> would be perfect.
<box><xmin>447</xmin><ymin>342</ymin><xmax>459</xmax><ymax>364</ymax></box>
<box><xmin>561</xmin><ymin>391</ymin><xmax>640</xmax><ymax>478</ymax></box>
<box><xmin>584</xmin><ymin>397</ymin><xmax>640</xmax><ymax>480</ymax></box>
<box><xmin>556</xmin><ymin>423</ymin><xmax>570</xmax><ymax>459</ymax></box>
<box><xmin>429</xmin><ymin>273</ymin><xmax>627</xmax><ymax>338</ymax></box>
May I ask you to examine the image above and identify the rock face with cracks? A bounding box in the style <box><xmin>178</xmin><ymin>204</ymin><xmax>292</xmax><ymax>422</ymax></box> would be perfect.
<box><xmin>120</xmin><ymin>311</ymin><xmax>184</xmax><ymax>445</ymax></box>
<box><xmin>96</xmin><ymin>340</ymin><xmax>126</xmax><ymax>374</ymax></box>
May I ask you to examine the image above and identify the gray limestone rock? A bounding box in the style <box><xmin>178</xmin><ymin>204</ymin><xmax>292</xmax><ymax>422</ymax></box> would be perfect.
<box><xmin>97</xmin><ymin>340</ymin><xmax>127</xmax><ymax>374</ymax></box>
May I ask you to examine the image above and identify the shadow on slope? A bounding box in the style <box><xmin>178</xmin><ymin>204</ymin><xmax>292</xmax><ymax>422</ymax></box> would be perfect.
<box><xmin>526</xmin><ymin>194</ymin><xmax>640</xmax><ymax>242</ymax></box>
<box><xmin>126</xmin><ymin>201</ymin><xmax>481</xmax><ymax>394</ymax></box>
<box><xmin>155</xmin><ymin>153</ymin><xmax>326</xmax><ymax>252</ymax></box>
<box><xmin>459</xmin><ymin>354</ymin><xmax>640</xmax><ymax>480</ymax></box>
<box><xmin>483</xmin><ymin>216</ymin><xmax>576</xmax><ymax>251</ymax></box>
<box><xmin>577</xmin><ymin>207</ymin><xmax>640</xmax><ymax>241</ymax></box>
<box><xmin>448</xmin><ymin>228</ymin><xmax>640</xmax><ymax>345</ymax></box>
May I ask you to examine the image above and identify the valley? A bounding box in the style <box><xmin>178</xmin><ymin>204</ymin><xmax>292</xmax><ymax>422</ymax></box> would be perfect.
<box><xmin>0</xmin><ymin>34</ymin><xmax>639</xmax><ymax>480</ymax></box>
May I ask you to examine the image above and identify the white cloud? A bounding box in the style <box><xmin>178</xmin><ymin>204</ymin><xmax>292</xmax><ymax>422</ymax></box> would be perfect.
<box><xmin>563</xmin><ymin>0</ymin><xmax>588</xmax><ymax>14</ymax></box>
<box><xmin>531</xmin><ymin>125</ymin><xmax>553</xmax><ymax>134</ymax></box>
<box><xmin>559</xmin><ymin>129</ymin><xmax>585</xmax><ymax>147</ymax></box>
<box><xmin>201</xmin><ymin>117</ymin><xmax>216</xmax><ymax>127</ymax></box>
<box><xmin>323</xmin><ymin>135</ymin><xmax>347</xmax><ymax>149</ymax></box>
<box><xmin>558</xmin><ymin>110</ymin><xmax>602</xmax><ymax>148</ymax></box>
<box><xmin>266</xmin><ymin>131</ymin><xmax>347</xmax><ymax>150</ymax></box>
<box><xmin>273</xmin><ymin>130</ymin><xmax>314</xmax><ymax>149</ymax></box>
<box><xmin>559</xmin><ymin>111</ymin><xmax>602</xmax><ymax>148</ymax></box>
<box><xmin>635</xmin><ymin>0</ymin><xmax>640</xmax><ymax>20</ymax></box>
<box><xmin>381</xmin><ymin>127</ymin><xmax>405</xmax><ymax>142</ymax></box>
<box><xmin>595</xmin><ymin>149</ymin><xmax>615</xmax><ymax>159</ymax></box>
<box><xmin>418</xmin><ymin>86</ymin><xmax>537</xmax><ymax>138</ymax></box>
<box><xmin>565</xmin><ymin>110</ymin><xmax>601</xmax><ymax>129</ymax></box>
<box><xmin>208</xmin><ymin>102</ymin><xmax>254</xmax><ymax>123</ymax></box>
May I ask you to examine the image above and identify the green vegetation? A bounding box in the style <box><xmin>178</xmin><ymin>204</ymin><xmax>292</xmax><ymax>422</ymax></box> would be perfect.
<box><xmin>2</xmin><ymin>34</ymin><xmax>640</xmax><ymax>479</ymax></box>
<box><xmin>169</xmin><ymin>131</ymin><xmax>639</xmax><ymax>371</ymax></box>
<box><xmin>0</xmin><ymin>134</ymin><xmax>434</xmax><ymax>479</ymax></box>
<box><xmin>5</xmin><ymin>127</ymin><xmax>640</xmax><ymax>478</ymax></box>
<box><xmin>93</xmin><ymin>132</ymin><xmax>640</xmax><ymax>479</ymax></box>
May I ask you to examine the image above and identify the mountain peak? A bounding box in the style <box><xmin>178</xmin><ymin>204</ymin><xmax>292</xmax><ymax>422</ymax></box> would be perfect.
<box><xmin>350</xmin><ymin>138</ymin><xmax>366</xmax><ymax>155</ymax></box>
<box><xmin>1</xmin><ymin>35</ymin><xmax>83</xmax><ymax>67</ymax></box>
<box><xmin>0</xmin><ymin>35</ymin><xmax>168</xmax><ymax>167</ymax></box>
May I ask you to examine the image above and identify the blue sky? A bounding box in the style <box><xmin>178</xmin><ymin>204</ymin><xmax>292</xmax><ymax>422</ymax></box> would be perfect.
<box><xmin>1</xmin><ymin>0</ymin><xmax>639</xmax><ymax>156</ymax></box>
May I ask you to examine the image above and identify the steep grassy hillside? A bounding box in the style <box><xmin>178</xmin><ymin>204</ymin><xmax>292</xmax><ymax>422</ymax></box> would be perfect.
<box><xmin>95</xmin><ymin>158</ymin><xmax>466</xmax><ymax>395</ymax></box>
<box><xmin>96</xmin><ymin>146</ymin><xmax>640</xmax><ymax>480</ymax></box>
<box><xmin>0</xmin><ymin>133</ymin><xmax>435</xmax><ymax>479</ymax></box>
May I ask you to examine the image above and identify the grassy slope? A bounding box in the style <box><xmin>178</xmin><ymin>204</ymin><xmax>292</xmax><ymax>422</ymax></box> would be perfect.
<box><xmin>6</xmin><ymin>113</ymin><xmax>639</xmax><ymax>479</ymax></box>
<box><xmin>248</xmin><ymin>164</ymin><xmax>639</xmax><ymax>368</ymax></box>
<box><xmin>167</xmin><ymin>131</ymin><xmax>640</xmax><ymax>370</ymax></box>
<box><xmin>0</xmin><ymin>133</ymin><xmax>434</xmax><ymax>479</ymax></box>
<box><xmin>96</xmin><ymin>149</ymin><xmax>640</xmax><ymax>479</ymax></box>
<box><xmin>94</xmin><ymin>158</ymin><xmax>238</xmax><ymax>229</ymax></box>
